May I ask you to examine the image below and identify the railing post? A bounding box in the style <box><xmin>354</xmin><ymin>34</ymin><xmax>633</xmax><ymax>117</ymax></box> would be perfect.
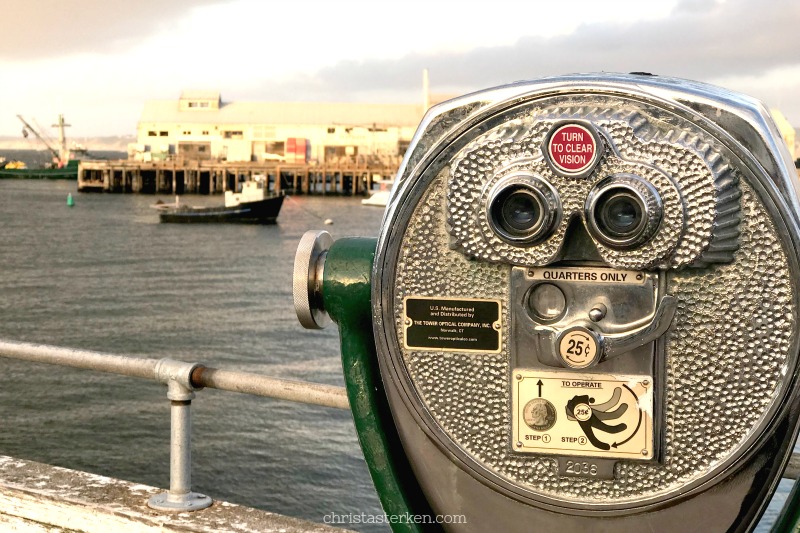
<box><xmin>148</xmin><ymin>359</ymin><xmax>213</xmax><ymax>512</ymax></box>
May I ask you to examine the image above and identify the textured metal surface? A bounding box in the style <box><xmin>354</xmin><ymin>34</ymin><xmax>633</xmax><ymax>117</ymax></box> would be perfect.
<box><xmin>447</xmin><ymin>97</ymin><xmax>741</xmax><ymax>270</ymax></box>
<box><xmin>378</xmin><ymin>82</ymin><xmax>800</xmax><ymax>513</ymax></box>
<box><xmin>392</xmin><ymin>170</ymin><xmax>794</xmax><ymax>505</ymax></box>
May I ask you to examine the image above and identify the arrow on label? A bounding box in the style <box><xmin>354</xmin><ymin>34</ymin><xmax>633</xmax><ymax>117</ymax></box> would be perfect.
<box><xmin>612</xmin><ymin>408</ymin><xmax>642</xmax><ymax>448</ymax></box>
<box><xmin>611</xmin><ymin>384</ymin><xmax>641</xmax><ymax>448</ymax></box>
<box><xmin>537</xmin><ymin>380</ymin><xmax>543</xmax><ymax>397</ymax></box>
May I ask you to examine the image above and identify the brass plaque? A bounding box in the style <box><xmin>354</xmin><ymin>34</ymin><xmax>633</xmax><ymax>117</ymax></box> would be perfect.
<box><xmin>512</xmin><ymin>369</ymin><xmax>653</xmax><ymax>460</ymax></box>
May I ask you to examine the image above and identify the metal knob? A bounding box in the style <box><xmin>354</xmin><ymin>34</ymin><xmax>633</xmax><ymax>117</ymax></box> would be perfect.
<box><xmin>293</xmin><ymin>230</ymin><xmax>333</xmax><ymax>329</ymax></box>
<box><xmin>556</xmin><ymin>325</ymin><xmax>603</xmax><ymax>369</ymax></box>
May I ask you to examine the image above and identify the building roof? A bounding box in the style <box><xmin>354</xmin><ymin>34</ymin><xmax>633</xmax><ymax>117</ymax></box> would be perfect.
<box><xmin>180</xmin><ymin>90</ymin><xmax>221</xmax><ymax>101</ymax></box>
<box><xmin>139</xmin><ymin>100</ymin><xmax>425</xmax><ymax>128</ymax></box>
<box><xmin>770</xmin><ymin>108</ymin><xmax>796</xmax><ymax>157</ymax></box>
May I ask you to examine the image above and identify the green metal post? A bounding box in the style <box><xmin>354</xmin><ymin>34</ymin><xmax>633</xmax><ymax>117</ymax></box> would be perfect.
<box><xmin>322</xmin><ymin>237</ymin><xmax>434</xmax><ymax>533</ymax></box>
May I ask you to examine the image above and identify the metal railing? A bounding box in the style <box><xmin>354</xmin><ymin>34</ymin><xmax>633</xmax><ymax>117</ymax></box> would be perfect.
<box><xmin>0</xmin><ymin>338</ymin><xmax>799</xmax><ymax>514</ymax></box>
<box><xmin>0</xmin><ymin>339</ymin><xmax>348</xmax><ymax>511</ymax></box>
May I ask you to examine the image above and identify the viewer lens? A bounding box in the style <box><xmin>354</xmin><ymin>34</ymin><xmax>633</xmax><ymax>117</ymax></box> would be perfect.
<box><xmin>597</xmin><ymin>192</ymin><xmax>643</xmax><ymax>237</ymax></box>
<box><xmin>585</xmin><ymin>176</ymin><xmax>662</xmax><ymax>250</ymax></box>
<box><xmin>500</xmin><ymin>191</ymin><xmax>541</xmax><ymax>234</ymax></box>
<box><xmin>490</xmin><ymin>186</ymin><xmax>549</xmax><ymax>242</ymax></box>
<box><xmin>486</xmin><ymin>176</ymin><xmax>560</xmax><ymax>245</ymax></box>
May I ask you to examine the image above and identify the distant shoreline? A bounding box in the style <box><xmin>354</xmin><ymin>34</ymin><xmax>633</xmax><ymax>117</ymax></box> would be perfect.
<box><xmin>0</xmin><ymin>148</ymin><xmax>127</xmax><ymax>168</ymax></box>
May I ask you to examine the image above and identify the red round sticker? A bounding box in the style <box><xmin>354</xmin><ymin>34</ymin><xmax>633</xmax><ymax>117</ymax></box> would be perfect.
<box><xmin>547</xmin><ymin>124</ymin><xmax>598</xmax><ymax>174</ymax></box>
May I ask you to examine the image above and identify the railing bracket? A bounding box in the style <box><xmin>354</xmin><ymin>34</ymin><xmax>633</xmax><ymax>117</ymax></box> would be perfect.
<box><xmin>147</xmin><ymin>359</ymin><xmax>212</xmax><ymax>512</ymax></box>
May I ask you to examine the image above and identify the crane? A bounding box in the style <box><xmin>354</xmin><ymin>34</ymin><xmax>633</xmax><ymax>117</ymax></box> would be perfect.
<box><xmin>17</xmin><ymin>114</ymin><xmax>69</xmax><ymax>166</ymax></box>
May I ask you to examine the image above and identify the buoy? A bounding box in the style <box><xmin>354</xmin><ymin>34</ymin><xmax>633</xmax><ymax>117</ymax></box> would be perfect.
<box><xmin>66</xmin><ymin>193</ymin><xmax>74</xmax><ymax>207</ymax></box>
<box><xmin>324</xmin><ymin>218</ymin><xmax>334</xmax><ymax>225</ymax></box>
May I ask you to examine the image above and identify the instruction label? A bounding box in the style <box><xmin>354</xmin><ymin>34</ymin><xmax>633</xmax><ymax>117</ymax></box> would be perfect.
<box><xmin>512</xmin><ymin>368</ymin><xmax>653</xmax><ymax>460</ymax></box>
<box><xmin>526</xmin><ymin>267</ymin><xmax>647</xmax><ymax>285</ymax></box>
<box><xmin>404</xmin><ymin>297</ymin><xmax>501</xmax><ymax>353</ymax></box>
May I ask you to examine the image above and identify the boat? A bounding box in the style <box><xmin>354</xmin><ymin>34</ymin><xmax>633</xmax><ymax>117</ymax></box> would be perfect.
<box><xmin>0</xmin><ymin>115</ymin><xmax>85</xmax><ymax>179</ymax></box>
<box><xmin>0</xmin><ymin>159</ymin><xmax>79</xmax><ymax>179</ymax></box>
<box><xmin>361</xmin><ymin>177</ymin><xmax>393</xmax><ymax>207</ymax></box>
<box><xmin>361</xmin><ymin>189</ymin><xmax>390</xmax><ymax>206</ymax></box>
<box><xmin>153</xmin><ymin>177</ymin><xmax>284</xmax><ymax>224</ymax></box>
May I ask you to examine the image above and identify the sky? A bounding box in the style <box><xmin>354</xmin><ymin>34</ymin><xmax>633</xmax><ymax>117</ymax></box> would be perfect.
<box><xmin>1</xmin><ymin>0</ymin><xmax>799</xmax><ymax>138</ymax></box>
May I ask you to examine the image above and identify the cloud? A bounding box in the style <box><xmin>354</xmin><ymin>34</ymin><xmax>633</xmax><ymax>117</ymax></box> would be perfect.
<box><xmin>260</xmin><ymin>0</ymin><xmax>800</xmax><ymax>99</ymax></box>
<box><xmin>4</xmin><ymin>0</ymin><xmax>800</xmax><ymax>134</ymax></box>
<box><xmin>0</xmin><ymin>0</ymin><xmax>223</xmax><ymax>60</ymax></box>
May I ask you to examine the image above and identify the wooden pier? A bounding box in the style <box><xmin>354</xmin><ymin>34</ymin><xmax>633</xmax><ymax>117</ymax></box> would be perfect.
<box><xmin>77</xmin><ymin>159</ymin><xmax>399</xmax><ymax>195</ymax></box>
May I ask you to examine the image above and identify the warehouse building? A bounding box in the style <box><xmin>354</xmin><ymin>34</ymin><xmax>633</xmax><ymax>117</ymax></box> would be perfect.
<box><xmin>131</xmin><ymin>91</ymin><xmax>424</xmax><ymax>164</ymax></box>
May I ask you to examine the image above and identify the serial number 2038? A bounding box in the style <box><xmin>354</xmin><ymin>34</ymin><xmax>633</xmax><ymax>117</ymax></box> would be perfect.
<box><xmin>564</xmin><ymin>460</ymin><xmax>598</xmax><ymax>476</ymax></box>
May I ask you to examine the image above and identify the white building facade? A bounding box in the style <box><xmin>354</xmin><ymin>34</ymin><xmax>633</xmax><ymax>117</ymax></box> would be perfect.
<box><xmin>132</xmin><ymin>91</ymin><xmax>424</xmax><ymax>164</ymax></box>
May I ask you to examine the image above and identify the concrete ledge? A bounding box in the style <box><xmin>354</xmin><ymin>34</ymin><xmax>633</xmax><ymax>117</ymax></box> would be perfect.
<box><xmin>0</xmin><ymin>455</ymin><xmax>353</xmax><ymax>532</ymax></box>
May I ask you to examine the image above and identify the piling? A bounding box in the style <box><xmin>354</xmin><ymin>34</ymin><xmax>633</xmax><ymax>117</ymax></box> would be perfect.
<box><xmin>77</xmin><ymin>159</ymin><xmax>399</xmax><ymax>196</ymax></box>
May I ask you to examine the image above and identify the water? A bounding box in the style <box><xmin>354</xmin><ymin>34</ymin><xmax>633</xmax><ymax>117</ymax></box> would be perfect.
<box><xmin>0</xmin><ymin>179</ymin><xmax>387</xmax><ymax>530</ymax></box>
<box><xmin>0</xmin><ymin>179</ymin><xmax>792</xmax><ymax>531</ymax></box>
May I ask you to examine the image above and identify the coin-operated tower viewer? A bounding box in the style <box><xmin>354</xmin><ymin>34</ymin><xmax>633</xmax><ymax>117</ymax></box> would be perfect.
<box><xmin>293</xmin><ymin>73</ymin><xmax>800</xmax><ymax>532</ymax></box>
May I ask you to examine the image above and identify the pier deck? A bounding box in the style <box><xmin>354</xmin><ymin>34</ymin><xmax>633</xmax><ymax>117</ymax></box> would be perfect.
<box><xmin>78</xmin><ymin>159</ymin><xmax>399</xmax><ymax>195</ymax></box>
<box><xmin>0</xmin><ymin>455</ymin><xmax>353</xmax><ymax>532</ymax></box>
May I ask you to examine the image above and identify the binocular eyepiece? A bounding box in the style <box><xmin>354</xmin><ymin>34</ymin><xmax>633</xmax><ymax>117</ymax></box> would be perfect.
<box><xmin>486</xmin><ymin>174</ymin><xmax>560</xmax><ymax>244</ymax></box>
<box><xmin>486</xmin><ymin>171</ymin><xmax>663</xmax><ymax>250</ymax></box>
<box><xmin>585</xmin><ymin>175</ymin><xmax>662</xmax><ymax>249</ymax></box>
